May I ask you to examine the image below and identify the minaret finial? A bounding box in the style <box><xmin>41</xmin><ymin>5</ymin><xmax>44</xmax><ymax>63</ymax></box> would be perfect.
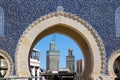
<box><xmin>50</xmin><ymin>35</ymin><xmax>56</xmax><ymax>50</ymax></box>
<box><xmin>52</xmin><ymin>35</ymin><xmax>56</xmax><ymax>42</ymax></box>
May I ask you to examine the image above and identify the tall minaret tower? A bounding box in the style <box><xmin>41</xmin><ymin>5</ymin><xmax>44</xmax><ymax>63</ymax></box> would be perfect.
<box><xmin>66</xmin><ymin>48</ymin><xmax>75</xmax><ymax>72</ymax></box>
<box><xmin>46</xmin><ymin>35</ymin><xmax>60</xmax><ymax>71</ymax></box>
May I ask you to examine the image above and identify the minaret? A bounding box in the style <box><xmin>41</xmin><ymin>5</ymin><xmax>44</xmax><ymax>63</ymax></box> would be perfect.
<box><xmin>66</xmin><ymin>48</ymin><xmax>75</xmax><ymax>72</ymax></box>
<box><xmin>46</xmin><ymin>35</ymin><xmax>60</xmax><ymax>71</ymax></box>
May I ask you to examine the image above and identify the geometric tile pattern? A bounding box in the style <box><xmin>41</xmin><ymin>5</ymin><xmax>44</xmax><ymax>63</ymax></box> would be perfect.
<box><xmin>0</xmin><ymin>0</ymin><xmax>120</xmax><ymax>71</ymax></box>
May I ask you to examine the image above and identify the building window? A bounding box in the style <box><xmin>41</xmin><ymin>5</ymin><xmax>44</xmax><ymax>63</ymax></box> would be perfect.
<box><xmin>0</xmin><ymin>7</ymin><xmax>4</xmax><ymax>36</ymax></box>
<box><xmin>115</xmin><ymin>7</ymin><xmax>120</xmax><ymax>37</ymax></box>
<box><xmin>30</xmin><ymin>49</ymin><xmax>40</xmax><ymax>60</ymax></box>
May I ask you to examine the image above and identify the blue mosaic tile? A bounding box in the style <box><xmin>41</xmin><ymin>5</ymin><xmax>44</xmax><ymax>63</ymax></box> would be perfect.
<box><xmin>0</xmin><ymin>0</ymin><xmax>120</xmax><ymax>74</ymax></box>
<box><xmin>0</xmin><ymin>7</ymin><xmax>4</xmax><ymax>36</ymax></box>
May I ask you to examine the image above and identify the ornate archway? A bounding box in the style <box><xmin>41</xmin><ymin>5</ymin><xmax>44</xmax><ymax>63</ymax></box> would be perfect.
<box><xmin>108</xmin><ymin>49</ymin><xmax>120</xmax><ymax>79</ymax></box>
<box><xmin>0</xmin><ymin>49</ymin><xmax>13</xmax><ymax>78</ymax></box>
<box><xmin>15</xmin><ymin>11</ymin><xmax>106</xmax><ymax>79</ymax></box>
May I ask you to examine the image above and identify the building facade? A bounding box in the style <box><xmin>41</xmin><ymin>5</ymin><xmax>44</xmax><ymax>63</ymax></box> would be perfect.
<box><xmin>0</xmin><ymin>0</ymin><xmax>120</xmax><ymax>79</ymax></box>
<box><xmin>30</xmin><ymin>49</ymin><xmax>40</xmax><ymax>79</ymax></box>
<box><xmin>46</xmin><ymin>36</ymin><xmax>60</xmax><ymax>71</ymax></box>
<box><xmin>76</xmin><ymin>59</ymin><xmax>84</xmax><ymax>80</ymax></box>
<box><xmin>66</xmin><ymin>49</ymin><xmax>75</xmax><ymax>72</ymax></box>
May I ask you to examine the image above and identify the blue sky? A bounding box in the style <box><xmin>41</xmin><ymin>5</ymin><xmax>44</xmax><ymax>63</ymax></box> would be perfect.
<box><xmin>34</xmin><ymin>33</ymin><xmax>83</xmax><ymax>70</ymax></box>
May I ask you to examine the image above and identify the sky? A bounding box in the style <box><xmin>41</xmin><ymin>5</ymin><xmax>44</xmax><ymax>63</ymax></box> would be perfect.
<box><xmin>34</xmin><ymin>33</ymin><xmax>83</xmax><ymax>70</ymax></box>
